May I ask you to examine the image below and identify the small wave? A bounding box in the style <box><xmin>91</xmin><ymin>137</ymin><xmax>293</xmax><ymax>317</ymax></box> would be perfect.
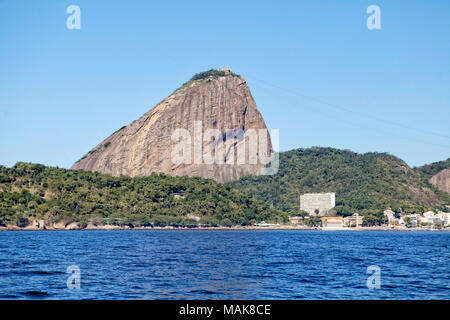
<box><xmin>190</xmin><ymin>289</ymin><xmax>216</xmax><ymax>295</ymax></box>
<box><xmin>12</xmin><ymin>270</ymin><xmax>64</xmax><ymax>275</ymax></box>
<box><xmin>184</xmin><ymin>260</ymin><xmax>198</xmax><ymax>264</ymax></box>
<box><xmin>349</xmin><ymin>257</ymin><xmax>364</xmax><ymax>262</ymax></box>
<box><xmin>0</xmin><ymin>294</ymin><xmax>20</xmax><ymax>299</ymax></box>
<box><xmin>266</xmin><ymin>261</ymin><xmax>296</xmax><ymax>266</ymax></box>
<box><xmin>22</xmin><ymin>291</ymin><xmax>50</xmax><ymax>297</ymax></box>
<box><xmin>341</xmin><ymin>256</ymin><xmax>364</xmax><ymax>262</ymax></box>
<box><xmin>32</xmin><ymin>271</ymin><xmax>52</xmax><ymax>275</ymax></box>
<box><xmin>255</xmin><ymin>274</ymin><xmax>274</xmax><ymax>279</ymax></box>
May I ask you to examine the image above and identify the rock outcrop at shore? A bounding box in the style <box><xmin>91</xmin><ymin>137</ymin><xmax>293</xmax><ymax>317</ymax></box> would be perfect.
<box><xmin>71</xmin><ymin>69</ymin><xmax>273</xmax><ymax>183</ymax></box>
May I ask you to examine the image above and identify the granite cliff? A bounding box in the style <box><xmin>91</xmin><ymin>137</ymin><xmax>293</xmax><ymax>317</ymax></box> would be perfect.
<box><xmin>429</xmin><ymin>168</ymin><xmax>450</xmax><ymax>194</ymax></box>
<box><xmin>71</xmin><ymin>69</ymin><xmax>273</xmax><ymax>183</ymax></box>
<box><xmin>415</xmin><ymin>158</ymin><xmax>450</xmax><ymax>195</ymax></box>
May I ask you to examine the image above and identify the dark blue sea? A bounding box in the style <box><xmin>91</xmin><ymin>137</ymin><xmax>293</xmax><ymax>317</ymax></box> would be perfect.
<box><xmin>0</xmin><ymin>230</ymin><xmax>448</xmax><ymax>300</ymax></box>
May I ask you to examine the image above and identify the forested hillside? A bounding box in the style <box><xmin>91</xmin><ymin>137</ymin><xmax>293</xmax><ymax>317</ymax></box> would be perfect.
<box><xmin>0</xmin><ymin>163</ymin><xmax>284</xmax><ymax>228</ymax></box>
<box><xmin>414</xmin><ymin>158</ymin><xmax>450</xmax><ymax>179</ymax></box>
<box><xmin>230</xmin><ymin>147</ymin><xmax>450</xmax><ymax>217</ymax></box>
<box><xmin>1</xmin><ymin>148</ymin><xmax>448</xmax><ymax>229</ymax></box>
<box><xmin>414</xmin><ymin>158</ymin><xmax>450</xmax><ymax>195</ymax></box>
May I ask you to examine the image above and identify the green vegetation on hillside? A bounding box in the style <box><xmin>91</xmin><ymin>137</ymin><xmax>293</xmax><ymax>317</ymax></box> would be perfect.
<box><xmin>230</xmin><ymin>147</ymin><xmax>450</xmax><ymax>224</ymax></box>
<box><xmin>0</xmin><ymin>163</ymin><xmax>284</xmax><ymax>228</ymax></box>
<box><xmin>2</xmin><ymin>147</ymin><xmax>448</xmax><ymax>228</ymax></box>
<box><xmin>413</xmin><ymin>158</ymin><xmax>450</xmax><ymax>207</ymax></box>
<box><xmin>75</xmin><ymin>141</ymin><xmax>113</xmax><ymax>164</ymax></box>
<box><xmin>414</xmin><ymin>158</ymin><xmax>450</xmax><ymax>179</ymax></box>
<box><xmin>180</xmin><ymin>69</ymin><xmax>240</xmax><ymax>88</ymax></box>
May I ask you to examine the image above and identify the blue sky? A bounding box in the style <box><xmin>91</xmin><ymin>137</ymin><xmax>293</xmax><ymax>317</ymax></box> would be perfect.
<box><xmin>0</xmin><ymin>0</ymin><xmax>449</xmax><ymax>169</ymax></box>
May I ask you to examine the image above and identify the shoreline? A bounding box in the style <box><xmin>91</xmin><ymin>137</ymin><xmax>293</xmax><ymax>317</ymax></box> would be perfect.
<box><xmin>0</xmin><ymin>225</ymin><xmax>447</xmax><ymax>232</ymax></box>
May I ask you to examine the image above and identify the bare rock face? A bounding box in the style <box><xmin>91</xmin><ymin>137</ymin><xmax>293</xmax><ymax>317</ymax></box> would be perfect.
<box><xmin>429</xmin><ymin>168</ymin><xmax>450</xmax><ymax>194</ymax></box>
<box><xmin>71</xmin><ymin>69</ymin><xmax>274</xmax><ymax>183</ymax></box>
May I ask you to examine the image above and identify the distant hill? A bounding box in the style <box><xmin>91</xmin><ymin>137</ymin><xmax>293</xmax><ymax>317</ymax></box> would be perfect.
<box><xmin>414</xmin><ymin>158</ymin><xmax>450</xmax><ymax>195</ymax></box>
<box><xmin>0</xmin><ymin>163</ymin><xmax>283</xmax><ymax>228</ymax></box>
<box><xmin>415</xmin><ymin>158</ymin><xmax>450</xmax><ymax>178</ymax></box>
<box><xmin>230</xmin><ymin>147</ymin><xmax>450</xmax><ymax>216</ymax></box>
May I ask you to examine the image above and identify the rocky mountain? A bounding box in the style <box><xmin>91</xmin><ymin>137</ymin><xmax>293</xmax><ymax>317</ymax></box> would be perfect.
<box><xmin>415</xmin><ymin>158</ymin><xmax>450</xmax><ymax>195</ymax></box>
<box><xmin>71</xmin><ymin>69</ymin><xmax>273</xmax><ymax>183</ymax></box>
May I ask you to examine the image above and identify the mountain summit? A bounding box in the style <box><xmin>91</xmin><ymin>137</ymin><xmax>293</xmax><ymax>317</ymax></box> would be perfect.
<box><xmin>71</xmin><ymin>69</ymin><xmax>273</xmax><ymax>183</ymax></box>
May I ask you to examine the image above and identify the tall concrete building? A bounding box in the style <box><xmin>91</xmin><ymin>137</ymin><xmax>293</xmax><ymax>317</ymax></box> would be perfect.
<box><xmin>300</xmin><ymin>192</ymin><xmax>335</xmax><ymax>216</ymax></box>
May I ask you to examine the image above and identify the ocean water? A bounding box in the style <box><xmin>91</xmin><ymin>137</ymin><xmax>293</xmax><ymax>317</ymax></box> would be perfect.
<box><xmin>0</xmin><ymin>230</ymin><xmax>448</xmax><ymax>300</ymax></box>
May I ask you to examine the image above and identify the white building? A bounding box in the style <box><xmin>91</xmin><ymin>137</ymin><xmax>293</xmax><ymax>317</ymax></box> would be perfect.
<box><xmin>436</xmin><ymin>211</ymin><xmax>450</xmax><ymax>226</ymax></box>
<box><xmin>343</xmin><ymin>213</ymin><xmax>363</xmax><ymax>227</ymax></box>
<box><xmin>289</xmin><ymin>216</ymin><xmax>303</xmax><ymax>225</ymax></box>
<box><xmin>421</xmin><ymin>211</ymin><xmax>435</xmax><ymax>225</ymax></box>
<box><xmin>423</xmin><ymin>211</ymin><xmax>435</xmax><ymax>218</ymax></box>
<box><xmin>300</xmin><ymin>193</ymin><xmax>335</xmax><ymax>216</ymax></box>
<box><xmin>408</xmin><ymin>214</ymin><xmax>419</xmax><ymax>227</ymax></box>
<box><xmin>419</xmin><ymin>211</ymin><xmax>446</xmax><ymax>226</ymax></box>
<box><xmin>321</xmin><ymin>217</ymin><xmax>344</xmax><ymax>229</ymax></box>
<box><xmin>383</xmin><ymin>209</ymin><xmax>396</xmax><ymax>224</ymax></box>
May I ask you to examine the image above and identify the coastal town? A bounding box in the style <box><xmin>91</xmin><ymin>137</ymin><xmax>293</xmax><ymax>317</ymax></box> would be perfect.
<box><xmin>282</xmin><ymin>192</ymin><xmax>450</xmax><ymax>230</ymax></box>
<box><xmin>1</xmin><ymin>191</ymin><xmax>449</xmax><ymax>231</ymax></box>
